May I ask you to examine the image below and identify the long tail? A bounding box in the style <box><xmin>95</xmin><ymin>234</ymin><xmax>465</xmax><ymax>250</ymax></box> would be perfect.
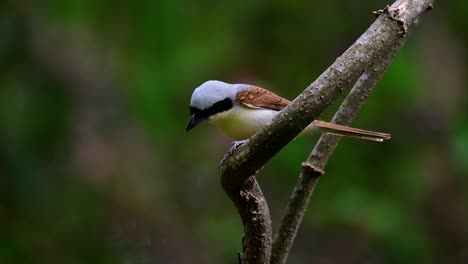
<box><xmin>311</xmin><ymin>120</ymin><xmax>391</xmax><ymax>142</ymax></box>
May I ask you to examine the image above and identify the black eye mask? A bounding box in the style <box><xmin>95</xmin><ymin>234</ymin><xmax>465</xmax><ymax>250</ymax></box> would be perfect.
<box><xmin>190</xmin><ymin>98</ymin><xmax>233</xmax><ymax>119</ymax></box>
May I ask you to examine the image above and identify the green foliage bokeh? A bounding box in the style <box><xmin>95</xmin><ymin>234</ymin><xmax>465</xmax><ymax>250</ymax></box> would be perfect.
<box><xmin>1</xmin><ymin>1</ymin><xmax>467</xmax><ymax>263</ymax></box>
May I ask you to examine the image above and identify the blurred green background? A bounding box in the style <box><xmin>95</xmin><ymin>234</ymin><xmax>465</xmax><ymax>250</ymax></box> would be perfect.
<box><xmin>1</xmin><ymin>0</ymin><xmax>467</xmax><ymax>263</ymax></box>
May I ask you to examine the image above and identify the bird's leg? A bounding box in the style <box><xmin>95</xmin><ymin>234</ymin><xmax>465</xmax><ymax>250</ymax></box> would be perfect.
<box><xmin>230</xmin><ymin>139</ymin><xmax>249</xmax><ymax>153</ymax></box>
<box><xmin>220</xmin><ymin>139</ymin><xmax>250</xmax><ymax>168</ymax></box>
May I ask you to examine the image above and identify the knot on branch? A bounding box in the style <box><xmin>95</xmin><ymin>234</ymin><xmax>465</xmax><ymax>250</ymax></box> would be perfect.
<box><xmin>301</xmin><ymin>162</ymin><xmax>324</xmax><ymax>178</ymax></box>
<box><xmin>426</xmin><ymin>3</ymin><xmax>434</xmax><ymax>12</ymax></box>
<box><xmin>373</xmin><ymin>5</ymin><xmax>408</xmax><ymax>37</ymax></box>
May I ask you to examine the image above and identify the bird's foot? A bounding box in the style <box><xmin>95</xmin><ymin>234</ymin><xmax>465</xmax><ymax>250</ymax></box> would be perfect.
<box><xmin>219</xmin><ymin>139</ymin><xmax>250</xmax><ymax>168</ymax></box>
<box><xmin>229</xmin><ymin>139</ymin><xmax>249</xmax><ymax>154</ymax></box>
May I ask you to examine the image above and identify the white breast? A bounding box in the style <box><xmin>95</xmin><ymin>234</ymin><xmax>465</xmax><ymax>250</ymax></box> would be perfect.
<box><xmin>208</xmin><ymin>105</ymin><xmax>278</xmax><ymax>140</ymax></box>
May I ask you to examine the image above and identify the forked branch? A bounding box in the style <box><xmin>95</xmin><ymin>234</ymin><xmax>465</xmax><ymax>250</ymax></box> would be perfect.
<box><xmin>271</xmin><ymin>38</ymin><xmax>405</xmax><ymax>264</ymax></box>
<box><xmin>219</xmin><ymin>1</ymin><xmax>435</xmax><ymax>263</ymax></box>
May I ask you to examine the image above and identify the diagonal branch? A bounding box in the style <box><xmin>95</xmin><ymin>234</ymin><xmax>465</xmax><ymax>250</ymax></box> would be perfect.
<box><xmin>220</xmin><ymin>0</ymin><xmax>434</xmax><ymax>187</ymax></box>
<box><xmin>271</xmin><ymin>3</ymin><xmax>434</xmax><ymax>262</ymax></box>
<box><xmin>219</xmin><ymin>1</ymin><xmax>434</xmax><ymax>263</ymax></box>
<box><xmin>270</xmin><ymin>37</ymin><xmax>404</xmax><ymax>264</ymax></box>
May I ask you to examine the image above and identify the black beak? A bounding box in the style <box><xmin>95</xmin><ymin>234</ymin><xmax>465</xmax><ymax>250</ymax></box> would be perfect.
<box><xmin>186</xmin><ymin>114</ymin><xmax>204</xmax><ymax>132</ymax></box>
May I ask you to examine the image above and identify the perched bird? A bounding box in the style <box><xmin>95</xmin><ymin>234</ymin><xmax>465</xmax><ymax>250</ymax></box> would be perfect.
<box><xmin>186</xmin><ymin>80</ymin><xmax>390</xmax><ymax>142</ymax></box>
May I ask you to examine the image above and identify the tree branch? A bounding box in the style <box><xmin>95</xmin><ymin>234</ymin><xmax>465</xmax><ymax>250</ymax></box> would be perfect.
<box><xmin>219</xmin><ymin>1</ymin><xmax>434</xmax><ymax>263</ymax></box>
<box><xmin>271</xmin><ymin>3</ymin><xmax>434</xmax><ymax>261</ymax></box>
<box><xmin>270</xmin><ymin>38</ymin><xmax>404</xmax><ymax>264</ymax></box>
<box><xmin>224</xmin><ymin>177</ymin><xmax>272</xmax><ymax>264</ymax></box>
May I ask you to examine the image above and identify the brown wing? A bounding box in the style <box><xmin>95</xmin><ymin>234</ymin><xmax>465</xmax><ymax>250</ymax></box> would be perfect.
<box><xmin>236</xmin><ymin>86</ymin><xmax>291</xmax><ymax>111</ymax></box>
<box><xmin>236</xmin><ymin>86</ymin><xmax>390</xmax><ymax>142</ymax></box>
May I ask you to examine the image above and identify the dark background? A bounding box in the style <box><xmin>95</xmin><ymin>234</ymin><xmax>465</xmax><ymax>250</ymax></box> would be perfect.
<box><xmin>1</xmin><ymin>0</ymin><xmax>467</xmax><ymax>263</ymax></box>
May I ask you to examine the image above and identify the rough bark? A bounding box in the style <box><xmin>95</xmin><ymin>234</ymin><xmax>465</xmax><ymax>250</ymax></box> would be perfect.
<box><xmin>223</xmin><ymin>177</ymin><xmax>272</xmax><ymax>264</ymax></box>
<box><xmin>270</xmin><ymin>41</ymin><xmax>403</xmax><ymax>264</ymax></box>
<box><xmin>219</xmin><ymin>0</ymin><xmax>435</xmax><ymax>263</ymax></box>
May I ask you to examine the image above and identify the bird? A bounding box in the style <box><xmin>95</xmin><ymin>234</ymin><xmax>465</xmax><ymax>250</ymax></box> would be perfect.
<box><xmin>186</xmin><ymin>80</ymin><xmax>391</xmax><ymax>142</ymax></box>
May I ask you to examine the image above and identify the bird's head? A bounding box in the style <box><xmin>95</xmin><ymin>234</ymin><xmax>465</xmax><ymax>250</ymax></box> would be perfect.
<box><xmin>186</xmin><ymin>80</ymin><xmax>237</xmax><ymax>131</ymax></box>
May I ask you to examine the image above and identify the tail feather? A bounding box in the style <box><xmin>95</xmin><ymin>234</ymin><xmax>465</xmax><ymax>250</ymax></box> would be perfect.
<box><xmin>311</xmin><ymin>120</ymin><xmax>391</xmax><ymax>142</ymax></box>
